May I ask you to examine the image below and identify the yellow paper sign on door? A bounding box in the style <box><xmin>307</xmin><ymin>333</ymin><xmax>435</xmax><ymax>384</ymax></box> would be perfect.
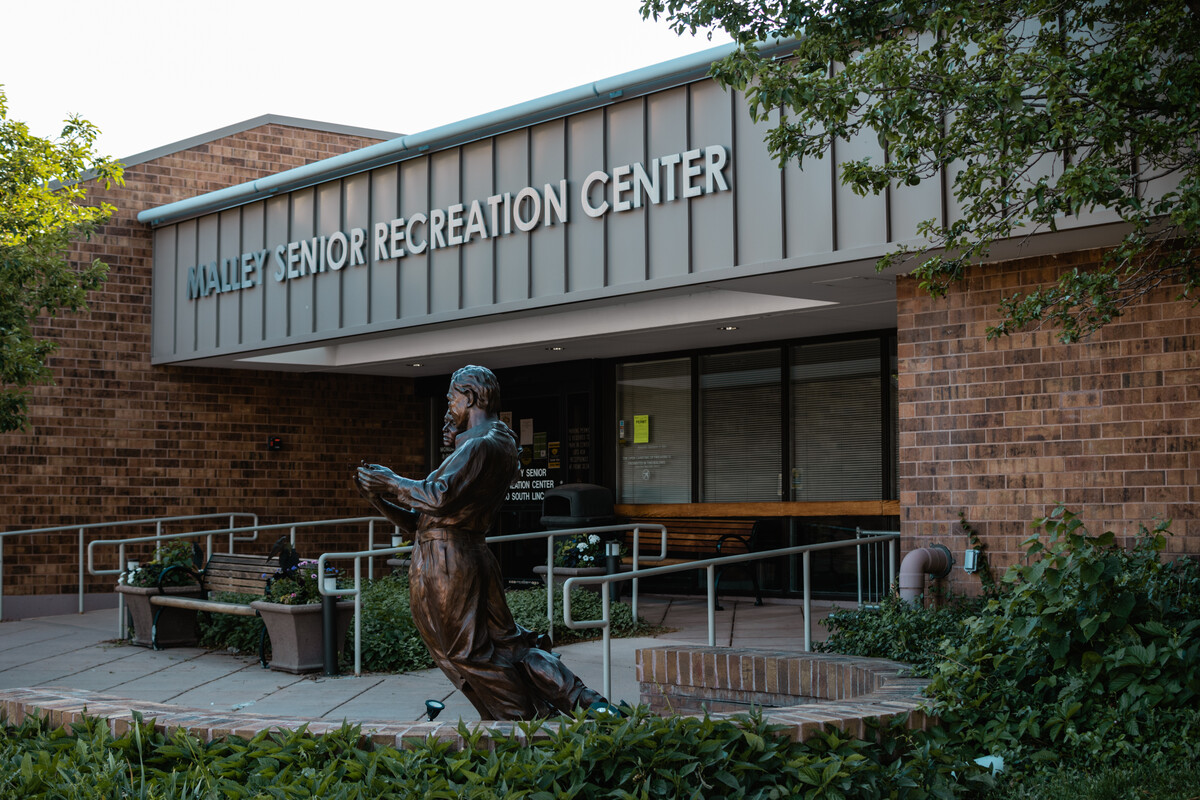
<box><xmin>633</xmin><ymin>415</ymin><xmax>649</xmax><ymax>444</ymax></box>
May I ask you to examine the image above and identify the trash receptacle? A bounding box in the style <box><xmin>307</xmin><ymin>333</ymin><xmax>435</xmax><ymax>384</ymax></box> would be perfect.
<box><xmin>540</xmin><ymin>483</ymin><xmax>615</xmax><ymax>529</ymax></box>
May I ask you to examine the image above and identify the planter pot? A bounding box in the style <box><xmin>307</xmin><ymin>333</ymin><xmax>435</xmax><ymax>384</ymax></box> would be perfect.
<box><xmin>251</xmin><ymin>599</ymin><xmax>355</xmax><ymax>674</ymax></box>
<box><xmin>116</xmin><ymin>583</ymin><xmax>204</xmax><ymax>648</ymax></box>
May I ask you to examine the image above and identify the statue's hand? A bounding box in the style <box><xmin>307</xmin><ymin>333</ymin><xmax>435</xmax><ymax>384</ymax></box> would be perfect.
<box><xmin>356</xmin><ymin>464</ymin><xmax>399</xmax><ymax>495</ymax></box>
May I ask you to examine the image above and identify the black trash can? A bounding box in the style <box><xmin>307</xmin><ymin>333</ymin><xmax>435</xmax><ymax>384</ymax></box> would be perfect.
<box><xmin>540</xmin><ymin>483</ymin><xmax>616</xmax><ymax>529</ymax></box>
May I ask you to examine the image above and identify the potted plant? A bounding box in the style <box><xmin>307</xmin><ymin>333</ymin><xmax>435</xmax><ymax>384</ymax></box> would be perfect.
<box><xmin>116</xmin><ymin>540</ymin><xmax>205</xmax><ymax>647</ymax></box>
<box><xmin>250</xmin><ymin>549</ymin><xmax>354</xmax><ymax>674</ymax></box>
<box><xmin>532</xmin><ymin>533</ymin><xmax>619</xmax><ymax>595</ymax></box>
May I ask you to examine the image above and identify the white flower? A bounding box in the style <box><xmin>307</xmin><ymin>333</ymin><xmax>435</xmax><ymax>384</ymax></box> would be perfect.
<box><xmin>577</xmin><ymin>542</ymin><xmax>587</xmax><ymax>551</ymax></box>
<box><xmin>588</xmin><ymin>534</ymin><xmax>600</xmax><ymax>544</ymax></box>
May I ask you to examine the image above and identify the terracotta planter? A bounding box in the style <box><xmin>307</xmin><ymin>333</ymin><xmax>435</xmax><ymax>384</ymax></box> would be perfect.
<box><xmin>251</xmin><ymin>599</ymin><xmax>355</xmax><ymax>674</ymax></box>
<box><xmin>116</xmin><ymin>583</ymin><xmax>204</xmax><ymax>648</ymax></box>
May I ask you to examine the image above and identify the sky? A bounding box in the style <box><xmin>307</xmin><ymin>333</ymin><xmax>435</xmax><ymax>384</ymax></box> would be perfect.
<box><xmin>1</xmin><ymin>0</ymin><xmax>732</xmax><ymax>161</ymax></box>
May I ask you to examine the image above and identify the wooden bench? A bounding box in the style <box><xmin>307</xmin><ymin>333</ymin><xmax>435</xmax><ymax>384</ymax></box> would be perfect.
<box><xmin>621</xmin><ymin>518</ymin><xmax>765</xmax><ymax>606</ymax></box>
<box><xmin>149</xmin><ymin>552</ymin><xmax>280</xmax><ymax>658</ymax></box>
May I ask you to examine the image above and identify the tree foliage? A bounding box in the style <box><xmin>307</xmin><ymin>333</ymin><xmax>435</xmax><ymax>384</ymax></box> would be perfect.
<box><xmin>641</xmin><ymin>0</ymin><xmax>1200</xmax><ymax>342</ymax></box>
<box><xmin>0</xmin><ymin>86</ymin><xmax>123</xmax><ymax>432</ymax></box>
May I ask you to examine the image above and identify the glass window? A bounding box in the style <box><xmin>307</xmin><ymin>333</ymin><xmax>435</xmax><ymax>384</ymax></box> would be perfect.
<box><xmin>616</xmin><ymin>358</ymin><xmax>692</xmax><ymax>503</ymax></box>
<box><xmin>791</xmin><ymin>339</ymin><xmax>883</xmax><ymax>501</ymax></box>
<box><xmin>699</xmin><ymin>349</ymin><xmax>782</xmax><ymax>502</ymax></box>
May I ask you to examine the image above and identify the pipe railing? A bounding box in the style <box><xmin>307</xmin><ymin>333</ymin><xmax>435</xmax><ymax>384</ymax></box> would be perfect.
<box><xmin>87</xmin><ymin>516</ymin><xmax>396</xmax><ymax>638</ymax></box>
<box><xmin>856</xmin><ymin>528</ymin><xmax>900</xmax><ymax>609</ymax></box>
<box><xmin>560</xmin><ymin>533</ymin><xmax>901</xmax><ymax>700</ymax></box>
<box><xmin>317</xmin><ymin>523</ymin><xmax>668</xmax><ymax>676</ymax></box>
<box><xmin>0</xmin><ymin>512</ymin><xmax>258</xmax><ymax>620</ymax></box>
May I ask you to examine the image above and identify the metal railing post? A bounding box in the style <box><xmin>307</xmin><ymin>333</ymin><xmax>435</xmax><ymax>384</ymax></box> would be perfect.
<box><xmin>803</xmin><ymin>551</ymin><xmax>812</xmax><ymax>652</ymax></box>
<box><xmin>117</xmin><ymin>543</ymin><xmax>127</xmax><ymax>639</ymax></box>
<box><xmin>855</xmin><ymin>528</ymin><xmax>864</xmax><ymax>609</ymax></box>
<box><xmin>0</xmin><ymin>538</ymin><xmax>5</xmax><ymax>621</ymax></box>
<box><xmin>601</xmin><ymin>580</ymin><xmax>612</xmax><ymax>700</ymax></box>
<box><xmin>546</xmin><ymin>537</ymin><xmax>555</xmax><ymax>637</ymax></box>
<box><xmin>78</xmin><ymin>528</ymin><xmax>86</xmax><ymax>614</ymax></box>
<box><xmin>706</xmin><ymin>565</ymin><xmax>716</xmax><ymax>646</ymax></box>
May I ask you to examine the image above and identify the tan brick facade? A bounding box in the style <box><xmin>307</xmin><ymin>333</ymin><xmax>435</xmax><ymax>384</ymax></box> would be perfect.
<box><xmin>897</xmin><ymin>248</ymin><xmax>1200</xmax><ymax>593</ymax></box>
<box><xmin>1</xmin><ymin>124</ymin><xmax>425</xmax><ymax>602</ymax></box>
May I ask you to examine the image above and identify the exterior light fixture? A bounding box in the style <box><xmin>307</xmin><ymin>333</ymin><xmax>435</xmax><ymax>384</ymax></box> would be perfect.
<box><xmin>717</xmin><ymin>325</ymin><xmax>739</xmax><ymax>331</ymax></box>
<box><xmin>408</xmin><ymin>362</ymin><xmax>423</xmax><ymax>367</ymax></box>
<box><xmin>267</xmin><ymin>436</ymin><xmax>283</xmax><ymax>451</ymax></box>
<box><xmin>545</xmin><ymin>346</ymin><xmax>564</xmax><ymax>351</ymax></box>
<box><xmin>425</xmin><ymin>699</ymin><xmax>445</xmax><ymax>720</ymax></box>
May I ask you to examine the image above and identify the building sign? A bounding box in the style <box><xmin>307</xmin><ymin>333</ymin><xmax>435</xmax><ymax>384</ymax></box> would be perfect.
<box><xmin>183</xmin><ymin>145</ymin><xmax>730</xmax><ymax>301</ymax></box>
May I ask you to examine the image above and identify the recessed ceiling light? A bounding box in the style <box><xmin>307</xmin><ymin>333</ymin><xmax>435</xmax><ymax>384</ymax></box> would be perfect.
<box><xmin>545</xmin><ymin>346</ymin><xmax>564</xmax><ymax>351</ymax></box>
<box><xmin>408</xmin><ymin>362</ymin><xmax>423</xmax><ymax>367</ymax></box>
<box><xmin>717</xmin><ymin>325</ymin><xmax>739</xmax><ymax>331</ymax></box>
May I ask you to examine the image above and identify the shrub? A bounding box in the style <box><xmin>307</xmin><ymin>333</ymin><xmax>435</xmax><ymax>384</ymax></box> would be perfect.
<box><xmin>0</xmin><ymin>709</ymin><xmax>972</xmax><ymax>799</ymax></box>
<box><xmin>816</xmin><ymin>593</ymin><xmax>981</xmax><ymax>676</ymax></box>
<box><xmin>924</xmin><ymin>507</ymin><xmax>1200</xmax><ymax>771</ymax></box>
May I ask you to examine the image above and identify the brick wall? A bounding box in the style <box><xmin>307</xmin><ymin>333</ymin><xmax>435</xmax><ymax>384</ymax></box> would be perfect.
<box><xmin>1</xmin><ymin>124</ymin><xmax>427</xmax><ymax>601</ymax></box>
<box><xmin>897</xmin><ymin>247</ymin><xmax>1200</xmax><ymax>593</ymax></box>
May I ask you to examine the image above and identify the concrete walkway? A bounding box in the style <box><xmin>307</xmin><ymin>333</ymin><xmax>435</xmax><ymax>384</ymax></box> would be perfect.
<box><xmin>0</xmin><ymin>595</ymin><xmax>835</xmax><ymax>727</ymax></box>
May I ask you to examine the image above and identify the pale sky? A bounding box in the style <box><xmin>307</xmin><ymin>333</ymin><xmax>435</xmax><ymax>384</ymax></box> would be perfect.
<box><xmin>1</xmin><ymin>0</ymin><xmax>732</xmax><ymax>161</ymax></box>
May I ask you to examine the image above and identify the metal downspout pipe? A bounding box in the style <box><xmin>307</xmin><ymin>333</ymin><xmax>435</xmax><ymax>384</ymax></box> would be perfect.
<box><xmin>898</xmin><ymin>544</ymin><xmax>953</xmax><ymax>604</ymax></box>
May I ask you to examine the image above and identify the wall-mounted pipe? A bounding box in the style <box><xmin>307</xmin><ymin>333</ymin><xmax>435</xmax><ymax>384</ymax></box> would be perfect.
<box><xmin>898</xmin><ymin>544</ymin><xmax>953</xmax><ymax>604</ymax></box>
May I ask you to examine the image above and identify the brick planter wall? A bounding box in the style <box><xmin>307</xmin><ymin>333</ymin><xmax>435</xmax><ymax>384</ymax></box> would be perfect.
<box><xmin>637</xmin><ymin>646</ymin><xmax>933</xmax><ymax>741</ymax></box>
<box><xmin>897</xmin><ymin>248</ymin><xmax>1200</xmax><ymax>594</ymax></box>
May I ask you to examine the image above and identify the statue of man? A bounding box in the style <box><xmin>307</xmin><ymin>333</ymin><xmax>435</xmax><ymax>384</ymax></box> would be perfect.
<box><xmin>356</xmin><ymin>365</ymin><xmax>608</xmax><ymax>720</ymax></box>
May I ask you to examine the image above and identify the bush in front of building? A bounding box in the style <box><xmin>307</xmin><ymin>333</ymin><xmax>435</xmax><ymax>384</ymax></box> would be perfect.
<box><xmin>925</xmin><ymin>507</ymin><xmax>1200</xmax><ymax>775</ymax></box>
<box><xmin>816</xmin><ymin>593</ymin><xmax>982</xmax><ymax>676</ymax></box>
<box><xmin>0</xmin><ymin>708</ymin><xmax>974</xmax><ymax>799</ymax></box>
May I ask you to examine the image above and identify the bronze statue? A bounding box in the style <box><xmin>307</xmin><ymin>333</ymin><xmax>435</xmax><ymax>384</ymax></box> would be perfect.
<box><xmin>356</xmin><ymin>365</ymin><xmax>609</xmax><ymax>720</ymax></box>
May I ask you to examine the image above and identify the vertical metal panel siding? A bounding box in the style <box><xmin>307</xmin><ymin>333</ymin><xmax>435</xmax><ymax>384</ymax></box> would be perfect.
<box><xmin>240</xmin><ymin>203</ymin><xmax>265</xmax><ymax>344</ymax></box>
<box><xmin>835</xmin><ymin>130</ymin><xmax>888</xmax><ymax>250</ymax></box>
<box><xmin>428</xmin><ymin>150</ymin><xmax>461</xmax><ymax>315</ymax></box>
<box><xmin>343</xmin><ymin>172</ymin><xmax>372</xmax><ymax>328</ymax></box>
<box><xmin>217</xmin><ymin>210</ymin><xmax>241</xmax><ymax>347</ymax></box>
<box><xmin>264</xmin><ymin>195</ymin><xmax>290</xmax><ymax>341</ymax></box>
<box><xmin>196</xmin><ymin>216</ymin><xmax>219</xmax><ymax>351</ymax></box>
<box><xmin>566</xmin><ymin>110</ymin><xmax>606</xmax><ymax>294</ymax></box>
<box><xmin>606</xmin><ymin>98</ymin><xmax>648</xmax><ymax>286</ymax></box>
<box><xmin>688</xmin><ymin>80</ymin><xmax>735</xmax><ymax>272</ymax></box>
<box><xmin>494</xmin><ymin>130</ymin><xmax>531</xmax><ymax>304</ymax></box>
<box><xmin>461</xmin><ymin>140</ymin><xmax>496</xmax><ymax>308</ymax></box>
<box><xmin>368</xmin><ymin>166</ymin><xmax>399</xmax><ymax>324</ymax></box>
<box><xmin>288</xmin><ymin>189</ymin><xmax>315</xmax><ymax>335</ymax></box>
<box><xmin>152</xmin><ymin>226</ymin><xmax>176</xmax><ymax>360</ymax></box>
<box><xmin>530</xmin><ymin>121</ymin><xmax>567</xmax><ymax>299</ymax></box>
<box><xmin>646</xmin><ymin>89</ymin><xmax>690</xmax><ymax>281</ymax></box>
<box><xmin>733</xmin><ymin>92</ymin><xmax>784</xmax><ymax>267</ymax></box>
<box><xmin>175</xmin><ymin>220</ymin><xmax>197</xmax><ymax>354</ymax></box>
<box><xmin>398</xmin><ymin>158</ymin><xmax>429</xmax><ymax>318</ymax></box>
<box><xmin>315</xmin><ymin>181</ymin><xmax>344</xmax><ymax>331</ymax></box>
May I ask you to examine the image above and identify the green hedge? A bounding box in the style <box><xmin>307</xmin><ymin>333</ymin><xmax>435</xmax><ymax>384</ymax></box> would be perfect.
<box><xmin>0</xmin><ymin>709</ymin><xmax>975</xmax><ymax>799</ymax></box>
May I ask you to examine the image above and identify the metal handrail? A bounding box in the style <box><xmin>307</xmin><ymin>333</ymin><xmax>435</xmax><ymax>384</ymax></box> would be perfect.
<box><xmin>856</xmin><ymin>528</ymin><xmax>900</xmax><ymax>609</ymax></box>
<box><xmin>560</xmin><ymin>533</ymin><xmax>901</xmax><ymax>699</ymax></box>
<box><xmin>87</xmin><ymin>516</ymin><xmax>396</xmax><ymax>638</ymax></box>
<box><xmin>317</xmin><ymin>523</ymin><xmax>668</xmax><ymax>676</ymax></box>
<box><xmin>0</xmin><ymin>512</ymin><xmax>258</xmax><ymax>620</ymax></box>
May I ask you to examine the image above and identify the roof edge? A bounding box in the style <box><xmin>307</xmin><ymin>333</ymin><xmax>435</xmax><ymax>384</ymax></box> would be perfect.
<box><xmin>136</xmin><ymin>40</ymin><xmax>783</xmax><ymax>227</ymax></box>
<box><xmin>118</xmin><ymin>114</ymin><xmax>404</xmax><ymax>170</ymax></box>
